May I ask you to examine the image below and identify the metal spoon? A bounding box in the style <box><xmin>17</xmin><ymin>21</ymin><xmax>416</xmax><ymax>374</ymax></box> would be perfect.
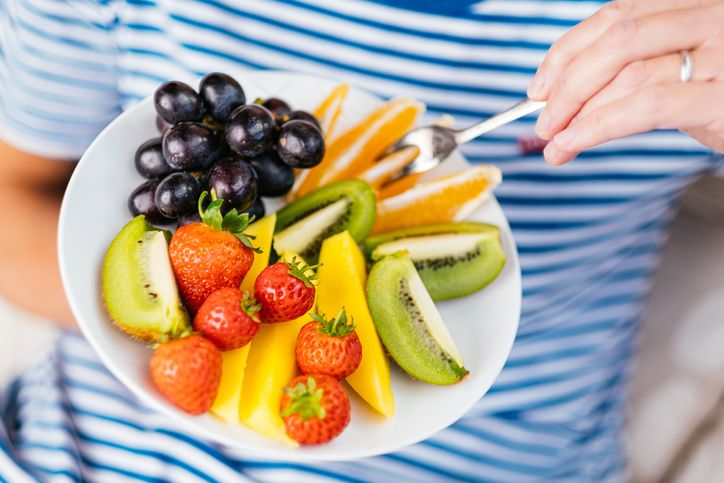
<box><xmin>384</xmin><ymin>98</ymin><xmax>546</xmax><ymax>185</ymax></box>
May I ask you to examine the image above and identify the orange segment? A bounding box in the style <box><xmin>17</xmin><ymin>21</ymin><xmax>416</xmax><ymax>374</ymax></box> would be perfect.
<box><xmin>372</xmin><ymin>165</ymin><xmax>502</xmax><ymax>234</ymax></box>
<box><xmin>377</xmin><ymin>172</ymin><xmax>423</xmax><ymax>200</ymax></box>
<box><xmin>357</xmin><ymin>146</ymin><xmax>419</xmax><ymax>190</ymax></box>
<box><xmin>313</xmin><ymin>83</ymin><xmax>349</xmax><ymax>140</ymax></box>
<box><xmin>290</xmin><ymin>98</ymin><xmax>424</xmax><ymax>199</ymax></box>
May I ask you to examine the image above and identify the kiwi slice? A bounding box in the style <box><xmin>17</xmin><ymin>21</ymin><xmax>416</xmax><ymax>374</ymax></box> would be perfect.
<box><xmin>364</xmin><ymin>222</ymin><xmax>505</xmax><ymax>301</ymax></box>
<box><xmin>102</xmin><ymin>215</ymin><xmax>190</xmax><ymax>342</ymax></box>
<box><xmin>274</xmin><ymin>179</ymin><xmax>376</xmax><ymax>263</ymax></box>
<box><xmin>367</xmin><ymin>255</ymin><xmax>468</xmax><ymax>385</ymax></box>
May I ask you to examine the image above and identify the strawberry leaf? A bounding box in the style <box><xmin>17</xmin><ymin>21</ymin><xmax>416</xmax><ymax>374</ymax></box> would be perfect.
<box><xmin>241</xmin><ymin>291</ymin><xmax>261</xmax><ymax>323</ymax></box>
<box><xmin>311</xmin><ymin>308</ymin><xmax>355</xmax><ymax>337</ymax></box>
<box><xmin>198</xmin><ymin>190</ymin><xmax>224</xmax><ymax>231</ymax></box>
<box><xmin>198</xmin><ymin>190</ymin><xmax>262</xmax><ymax>253</ymax></box>
<box><xmin>281</xmin><ymin>376</ymin><xmax>326</xmax><ymax>421</ymax></box>
<box><xmin>285</xmin><ymin>257</ymin><xmax>319</xmax><ymax>288</ymax></box>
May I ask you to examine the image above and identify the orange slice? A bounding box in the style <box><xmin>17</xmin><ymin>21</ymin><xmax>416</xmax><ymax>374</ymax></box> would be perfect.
<box><xmin>372</xmin><ymin>165</ymin><xmax>502</xmax><ymax>234</ymax></box>
<box><xmin>357</xmin><ymin>145</ymin><xmax>419</xmax><ymax>190</ymax></box>
<box><xmin>313</xmin><ymin>83</ymin><xmax>349</xmax><ymax>140</ymax></box>
<box><xmin>377</xmin><ymin>172</ymin><xmax>423</xmax><ymax>200</ymax></box>
<box><xmin>290</xmin><ymin>98</ymin><xmax>424</xmax><ymax>199</ymax></box>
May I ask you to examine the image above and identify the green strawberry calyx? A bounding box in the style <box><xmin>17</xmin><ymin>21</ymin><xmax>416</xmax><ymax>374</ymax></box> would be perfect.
<box><xmin>285</xmin><ymin>257</ymin><xmax>319</xmax><ymax>288</ymax></box>
<box><xmin>281</xmin><ymin>376</ymin><xmax>326</xmax><ymax>421</ymax></box>
<box><xmin>241</xmin><ymin>291</ymin><xmax>261</xmax><ymax>323</ymax></box>
<box><xmin>147</xmin><ymin>328</ymin><xmax>195</xmax><ymax>349</ymax></box>
<box><xmin>197</xmin><ymin>190</ymin><xmax>262</xmax><ymax>253</ymax></box>
<box><xmin>310</xmin><ymin>308</ymin><xmax>356</xmax><ymax>337</ymax></box>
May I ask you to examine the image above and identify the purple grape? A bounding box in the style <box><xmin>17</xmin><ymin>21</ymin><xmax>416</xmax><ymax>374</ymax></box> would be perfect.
<box><xmin>128</xmin><ymin>179</ymin><xmax>172</xmax><ymax>225</ymax></box>
<box><xmin>225</xmin><ymin>104</ymin><xmax>276</xmax><ymax>157</ymax></box>
<box><xmin>207</xmin><ymin>158</ymin><xmax>258</xmax><ymax>213</ymax></box>
<box><xmin>154</xmin><ymin>172</ymin><xmax>200</xmax><ymax>219</ymax></box>
<box><xmin>135</xmin><ymin>138</ymin><xmax>174</xmax><ymax>179</ymax></box>
<box><xmin>162</xmin><ymin>122</ymin><xmax>221</xmax><ymax>171</ymax></box>
<box><xmin>154</xmin><ymin>81</ymin><xmax>205</xmax><ymax>124</ymax></box>
<box><xmin>199</xmin><ymin>73</ymin><xmax>246</xmax><ymax>122</ymax></box>
<box><xmin>276</xmin><ymin>120</ymin><xmax>325</xmax><ymax>168</ymax></box>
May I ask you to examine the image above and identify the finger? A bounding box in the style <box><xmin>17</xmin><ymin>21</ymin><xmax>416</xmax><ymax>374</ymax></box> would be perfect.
<box><xmin>575</xmin><ymin>46</ymin><xmax>724</xmax><ymax>120</ymax></box>
<box><xmin>536</xmin><ymin>2</ymin><xmax>724</xmax><ymax>140</ymax></box>
<box><xmin>543</xmin><ymin>82</ymin><xmax>724</xmax><ymax>165</ymax></box>
<box><xmin>527</xmin><ymin>0</ymin><xmax>719</xmax><ymax>100</ymax></box>
<box><xmin>683</xmin><ymin>127</ymin><xmax>724</xmax><ymax>153</ymax></box>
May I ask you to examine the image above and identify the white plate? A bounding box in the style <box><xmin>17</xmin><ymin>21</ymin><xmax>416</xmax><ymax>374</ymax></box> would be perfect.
<box><xmin>58</xmin><ymin>71</ymin><xmax>521</xmax><ymax>461</ymax></box>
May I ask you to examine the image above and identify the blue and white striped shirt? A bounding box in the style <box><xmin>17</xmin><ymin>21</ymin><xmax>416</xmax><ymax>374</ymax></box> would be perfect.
<box><xmin>1</xmin><ymin>1</ymin><xmax>721</xmax><ymax>481</ymax></box>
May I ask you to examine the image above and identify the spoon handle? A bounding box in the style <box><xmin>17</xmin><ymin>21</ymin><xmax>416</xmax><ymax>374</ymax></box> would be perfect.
<box><xmin>454</xmin><ymin>99</ymin><xmax>546</xmax><ymax>145</ymax></box>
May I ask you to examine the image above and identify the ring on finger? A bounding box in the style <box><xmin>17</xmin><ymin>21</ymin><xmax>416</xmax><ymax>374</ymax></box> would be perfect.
<box><xmin>680</xmin><ymin>50</ymin><xmax>693</xmax><ymax>82</ymax></box>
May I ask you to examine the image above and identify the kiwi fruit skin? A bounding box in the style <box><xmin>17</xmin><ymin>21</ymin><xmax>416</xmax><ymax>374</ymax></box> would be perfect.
<box><xmin>102</xmin><ymin>215</ymin><xmax>190</xmax><ymax>342</ymax></box>
<box><xmin>365</xmin><ymin>222</ymin><xmax>506</xmax><ymax>301</ymax></box>
<box><xmin>274</xmin><ymin>179</ymin><xmax>376</xmax><ymax>263</ymax></box>
<box><xmin>366</xmin><ymin>255</ymin><xmax>468</xmax><ymax>385</ymax></box>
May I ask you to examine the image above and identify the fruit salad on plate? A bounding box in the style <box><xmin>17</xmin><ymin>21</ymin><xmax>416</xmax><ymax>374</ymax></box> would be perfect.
<box><xmin>101</xmin><ymin>72</ymin><xmax>505</xmax><ymax>447</ymax></box>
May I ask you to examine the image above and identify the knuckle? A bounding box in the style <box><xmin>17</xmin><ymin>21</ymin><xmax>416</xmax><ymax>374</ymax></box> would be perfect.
<box><xmin>603</xmin><ymin>19</ymin><xmax>639</xmax><ymax>49</ymax></box>
<box><xmin>642</xmin><ymin>85</ymin><xmax>669</xmax><ymax>124</ymax></box>
<box><xmin>554</xmin><ymin>73</ymin><xmax>573</xmax><ymax>94</ymax></box>
<box><xmin>617</xmin><ymin>60</ymin><xmax>650</xmax><ymax>88</ymax></box>
<box><xmin>545</xmin><ymin>40</ymin><xmax>567</xmax><ymax>69</ymax></box>
<box><xmin>610</xmin><ymin>0</ymin><xmax>636</xmax><ymax>17</ymax></box>
<box><xmin>587</xmin><ymin>111</ymin><xmax>612</xmax><ymax>140</ymax></box>
<box><xmin>591</xmin><ymin>3</ymin><xmax>619</xmax><ymax>26</ymax></box>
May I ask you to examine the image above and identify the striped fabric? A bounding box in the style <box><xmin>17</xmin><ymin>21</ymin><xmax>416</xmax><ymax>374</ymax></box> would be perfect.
<box><xmin>1</xmin><ymin>1</ymin><xmax>722</xmax><ymax>481</ymax></box>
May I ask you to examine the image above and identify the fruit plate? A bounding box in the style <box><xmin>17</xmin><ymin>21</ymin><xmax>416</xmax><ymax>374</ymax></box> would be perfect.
<box><xmin>58</xmin><ymin>70</ymin><xmax>521</xmax><ymax>461</ymax></box>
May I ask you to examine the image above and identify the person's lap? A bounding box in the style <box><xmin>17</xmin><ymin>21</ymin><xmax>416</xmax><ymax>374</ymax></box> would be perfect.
<box><xmin>0</xmin><ymin>331</ymin><xmax>627</xmax><ymax>482</ymax></box>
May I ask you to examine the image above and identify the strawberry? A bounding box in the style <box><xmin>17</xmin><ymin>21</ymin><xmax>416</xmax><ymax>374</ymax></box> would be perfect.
<box><xmin>254</xmin><ymin>257</ymin><xmax>317</xmax><ymax>323</ymax></box>
<box><xmin>169</xmin><ymin>191</ymin><xmax>259</xmax><ymax>312</ymax></box>
<box><xmin>280</xmin><ymin>374</ymin><xmax>350</xmax><ymax>445</ymax></box>
<box><xmin>150</xmin><ymin>334</ymin><xmax>222</xmax><ymax>415</ymax></box>
<box><xmin>193</xmin><ymin>287</ymin><xmax>261</xmax><ymax>350</ymax></box>
<box><xmin>296</xmin><ymin>308</ymin><xmax>362</xmax><ymax>379</ymax></box>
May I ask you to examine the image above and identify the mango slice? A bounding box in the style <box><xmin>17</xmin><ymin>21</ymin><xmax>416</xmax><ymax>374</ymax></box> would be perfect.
<box><xmin>317</xmin><ymin>231</ymin><xmax>395</xmax><ymax>417</ymax></box>
<box><xmin>238</xmin><ymin>252</ymin><xmax>312</xmax><ymax>446</ymax></box>
<box><xmin>210</xmin><ymin>345</ymin><xmax>250</xmax><ymax>422</ymax></box>
<box><xmin>240</xmin><ymin>212</ymin><xmax>277</xmax><ymax>293</ymax></box>
<box><xmin>210</xmin><ymin>213</ymin><xmax>276</xmax><ymax>423</ymax></box>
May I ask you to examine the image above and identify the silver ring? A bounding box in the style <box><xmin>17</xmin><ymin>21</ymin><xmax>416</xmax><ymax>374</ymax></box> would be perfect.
<box><xmin>680</xmin><ymin>50</ymin><xmax>693</xmax><ymax>82</ymax></box>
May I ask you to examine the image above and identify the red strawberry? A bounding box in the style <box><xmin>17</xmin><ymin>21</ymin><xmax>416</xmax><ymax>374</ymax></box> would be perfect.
<box><xmin>254</xmin><ymin>257</ymin><xmax>317</xmax><ymax>323</ymax></box>
<box><xmin>150</xmin><ymin>335</ymin><xmax>222</xmax><ymax>415</ymax></box>
<box><xmin>193</xmin><ymin>288</ymin><xmax>261</xmax><ymax>350</ymax></box>
<box><xmin>280</xmin><ymin>374</ymin><xmax>350</xmax><ymax>445</ymax></box>
<box><xmin>296</xmin><ymin>308</ymin><xmax>362</xmax><ymax>379</ymax></box>
<box><xmin>169</xmin><ymin>191</ymin><xmax>258</xmax><ymax>312</ymax></box>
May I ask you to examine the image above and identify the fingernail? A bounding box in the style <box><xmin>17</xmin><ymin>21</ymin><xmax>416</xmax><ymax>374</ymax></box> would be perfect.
<box><xmin>528</xmin><ymin>71</ymin><xmax>546</xmax><ymax>99</ymax></box>
<box><xmin>553</xmin><ymin>128</ymin><xmax>576</xmax><ymax>149</ymax></box>
<box><xmin>535</xmin><ymin>109</ymin><xmax>552</xmax><ymax>137</ymax></box>
<box><xmin>543</xmin><ymin>142</ymin><xmax>563</xmax><ymax>166</ymax></box>
<box><xmin>543</xmin><ymin>142</ymin><xmax>558</xmax><ymax>164</ymax></box>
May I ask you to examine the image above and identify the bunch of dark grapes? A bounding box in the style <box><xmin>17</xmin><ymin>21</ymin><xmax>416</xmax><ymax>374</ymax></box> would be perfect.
<box><xmin>128</xmin><ymin>72</ymin><xmax>325</xmax><ymax>226</ymax></box>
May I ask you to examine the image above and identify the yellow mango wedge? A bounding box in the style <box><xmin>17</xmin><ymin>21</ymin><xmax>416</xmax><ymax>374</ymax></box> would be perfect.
<box><xmin>210</xmin><ymin>213</ymin><xmax>276</xmax><ymax>423</ymax></box>
<box><xmin>210</xmin><ymin>345</ymin><xmax>250</xmax><ymax>422</ymax></box>
<box><xmin>317</xmin><ymin>231</ymin><xmax>395</xmax><ymax>417</ymax></box>
<box><xmin>238</xmin><ymin>252</ymin><xmax>313</xmax><ymax>446</ymax></box>
<box><xmin>240</xmin><ymin>213</ymin><xmax>277</xmax><ymax>293</ymax></box>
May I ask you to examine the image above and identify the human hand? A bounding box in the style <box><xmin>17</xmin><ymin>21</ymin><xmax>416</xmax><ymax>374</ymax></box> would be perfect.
<box><xmin>527</xmin><ymin>0</ymin><xmax>724</xmax><ymax>165</ymax></box>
